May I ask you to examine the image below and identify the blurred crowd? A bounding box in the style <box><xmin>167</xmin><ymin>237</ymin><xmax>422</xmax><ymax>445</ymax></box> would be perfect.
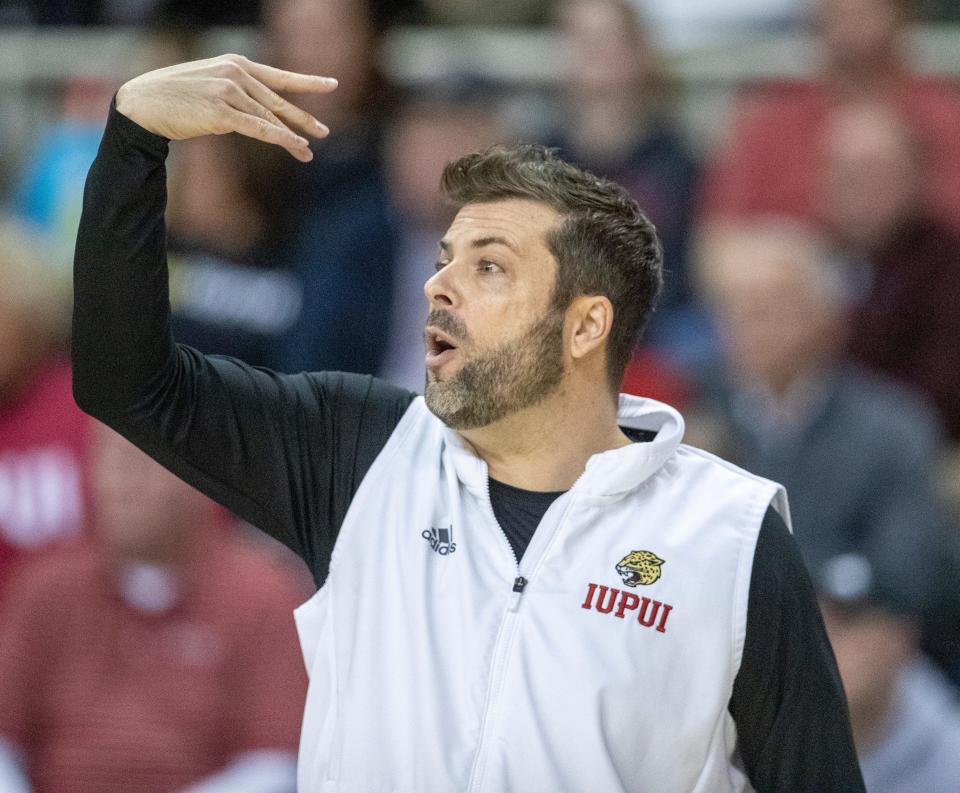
<box><xmin>1</xmin><ymin>0</ymin><xmax>959</xmax><ymax>791</ymax></box>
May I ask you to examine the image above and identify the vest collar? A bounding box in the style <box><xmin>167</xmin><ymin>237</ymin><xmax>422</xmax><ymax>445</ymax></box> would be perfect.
<box><xmin>439</xmin><ymin>394</ymin><xmax>685</xmax><ymax>499</ymax></box>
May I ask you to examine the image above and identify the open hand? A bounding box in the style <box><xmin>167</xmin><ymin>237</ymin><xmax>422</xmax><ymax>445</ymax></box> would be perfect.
<box><xmin>115</xmin><ymin>53</ymin><xmax>338</xmax><ymax>162</ymax></box>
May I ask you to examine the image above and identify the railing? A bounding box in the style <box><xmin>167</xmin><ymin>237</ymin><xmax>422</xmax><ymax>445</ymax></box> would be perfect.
<box><xmin>0</xmin><ymin>25</ymin><xmax>958</xmax><ymax>172</ymax></box>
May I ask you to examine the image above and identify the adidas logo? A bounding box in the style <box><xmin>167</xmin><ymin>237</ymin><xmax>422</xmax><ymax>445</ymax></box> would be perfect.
<box><xmin>422</xmin><ymin>525</ymin><xmax>457</xmax><ymax>556</ymax></box>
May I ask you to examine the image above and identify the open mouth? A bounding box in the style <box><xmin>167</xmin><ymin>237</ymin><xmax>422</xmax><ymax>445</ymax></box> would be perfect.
<box><xmin>425</xmin><ymin>328</ymin><xmax>460</xmax><ymax>369</ymax></box>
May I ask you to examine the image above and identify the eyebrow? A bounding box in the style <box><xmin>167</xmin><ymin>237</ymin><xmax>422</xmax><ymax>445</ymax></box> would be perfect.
<box><xmin>438</xmin><ymin>236</ymin><xmax>520</xmax><ymax>255</ymax></box>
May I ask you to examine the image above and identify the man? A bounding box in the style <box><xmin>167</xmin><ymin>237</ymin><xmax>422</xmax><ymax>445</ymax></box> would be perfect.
<box><xmin>254</xmin><ymin>0</ymin><xmax>398</xmax><ymax>376</ymax></box>
<box><xmin>694</xmin><ymin>216</ymin><xmax>952</xmax><ymax>604</ymax></box>
<box><xmin>694</xmin><ymin>216</ymin><xmax>960</xmax><ymax>680</ymax></box>
<box><xmin>818</xmin><ymin>553</ymin><xmax>960</xmax><ymax>793</ymax></box>
<box><xmin>553</xmin><ymin>0</ymin><xmax>705</xmax><ymax>365</ymax></box>
<box><xmin>820</xmin><ymin>101</ymin><xmax>960</xmax><ymax>440</ymax></box>
<box><xmin>72</xmin><ymin>55</ymin><xmax>864</xmax><ymax>792</ymax></box>
<box><xmin>0</xmin><ymin>423</ymin><xmax>307</xmax><ymax>793</ymax></box>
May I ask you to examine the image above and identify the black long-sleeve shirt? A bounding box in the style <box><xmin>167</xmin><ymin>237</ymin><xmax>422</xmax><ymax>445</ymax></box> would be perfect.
<box><xmin>72</xmin><ymin>101</ymin><xmax>866</xmax><ymax>793</ymax></box>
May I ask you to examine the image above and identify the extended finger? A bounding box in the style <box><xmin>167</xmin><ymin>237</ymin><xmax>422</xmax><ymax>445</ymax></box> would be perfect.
<box><xmin>225</xmin><ymin>108</ymin><xmax>313</xmax><ymax>162</ymax></box>
<box><xmin>221</xmin><ymin>81</ymin><xmax>296</xmax><ymax>133</ymax></box>
<box><xmin>242</xmin><ymin>59</ymin><xmax>338</xmax><ymax>94</ymax></box>
<box><xmin>241</xmin><ymin>74</ymin><xmax>329</xmax><ymax>138</ymax></box>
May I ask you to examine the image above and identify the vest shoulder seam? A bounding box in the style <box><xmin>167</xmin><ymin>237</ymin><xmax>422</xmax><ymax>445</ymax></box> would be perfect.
<box><xmin>676</xmin><ymin>443</ymin><xmax>783</xmax><ymax>490</ymax></box>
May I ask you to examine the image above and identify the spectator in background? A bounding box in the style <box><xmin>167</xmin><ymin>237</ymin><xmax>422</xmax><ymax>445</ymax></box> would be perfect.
<box><xmin>13</xmin><ymin>79</ymin><xmax>114</xmax><ymax>271</ymax></box>
<box><xmin>554</xmin><ymin>0</ymin><xmax>703</xmax><ymax>370</ymax></box>
<box><xmin>693</xmin><ymin>218</ymin><xmax>954</xmax><ymax>621</ymax></box>
<box><xmin>821</xmin><ymin>100</ymin><xmax>960</xmax><ymax>441</ymax></box>
<box><xmin>0</xmin><ymin>423</ymin><xmax>307</xmax><ymax>793</ymax></box>
<box><xmin>548</xmin><ymin>0</ymin><xmax>698</xmax><ymax>410</ymax></box>
<box><xmin>256</xmin><ymin>0</ymin><xmax>397</xmax><ymax>374</ymax></box>
<box><xmin>818</xmin><ymin>553</ymin><xmax>960</xmax><ymax>793</ymax></box>
<box><xmin>379</xmin><ymin>84</ymin><xmax>506</xmax><ymax>391</ymax></box>
<box><xmin>10</xmin><ymin>26</ymin><xmax>197</xmax><ymax>258</ymax></box>
<box><xmin>164</xmin><ymin>134</ymin><xmax>304</xmax><ymax>368</ymax></box>
<box><xmin>0</xmin><ymin>218</ymin><xmax>89</xmax><ymax>605</ymax></box>
<box><xmin>700</xmin><ymin>0</ymin><xmax>960</xmax><ymax>235</ymax></box>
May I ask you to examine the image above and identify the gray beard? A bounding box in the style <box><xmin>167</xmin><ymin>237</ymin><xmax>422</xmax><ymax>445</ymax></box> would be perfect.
<box><xmin>424</xmin><ymin>310</ymin><xmax>566</xmax><ymax>431</ymax></box>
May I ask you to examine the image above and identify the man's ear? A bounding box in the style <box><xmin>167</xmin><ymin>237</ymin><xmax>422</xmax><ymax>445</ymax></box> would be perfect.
<box><xmin>569</xmin><ymin>295</ymin><xmax>613</xmax><ymax>361</ymax></box>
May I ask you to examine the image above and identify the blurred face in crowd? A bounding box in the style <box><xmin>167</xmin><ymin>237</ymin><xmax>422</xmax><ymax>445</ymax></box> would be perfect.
<box><xmin>167</xmin><ymin>136</ymin><xmax>263</xmax><ymax>257</ymax></box>
<box><xmin>560</xmin><ymin>0</ymin><xmax>655</xmax><ymax>100</ymax></box>
<box><xmin>0</xmin><ymin>301</ymin><xmax>32</xmax><ymax>403</ymax></box>
<box><xmin>0</xmin><ymin>222</ymin><xmax>67</xmax><ymax>404</ymax></box>
<box><xmin>264</xmin><ymin>0</ymin><xmax>375</xmax><ymax>118</ymax></box>
<box><xmin>387</xmin><ymin>101</ymin><xmax>504</xmax><ymax>229</ymax></box>
<box><xmin>815</xmin><ymin>0</ymin><xmax>907</xmax><ymax>74</ymax></box>
<box><xmin>821</xmin><ymin>102</ymin><xmax>923</xmax><ymax>253</ymax></box>
<box><xmin>700</xmin><ymin>221</ymin><xmax>846</xmax><ymax>395</ymax></box>
<box><xmin>91</xmin><ymin>424</ymin><xmax>211</xmax><ymax>564</ymax></box>
<box><xmin>820</xmin><ymin>600</ymin><xmax>915</xmax><ymax>748</ymax></box>
<box><xmin>423</xmin><ymin>199</ymin><xmax>568</xmax><ymax>430</ymax></box>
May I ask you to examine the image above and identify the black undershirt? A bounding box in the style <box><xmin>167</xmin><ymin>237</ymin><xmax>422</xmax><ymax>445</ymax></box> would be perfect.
<box><xmin>488</xmin><ymin>477</ymin><xmax>564</xmax><ymax>563</ymax></box>
<box><xmin>489</xmin><ymin>427</ymin><xmax>656</xmax><ymax>563</ymax></box>
<box><xmin>69</xmin><ymin>101</ymin><xmax>865</xmax><ymax>793</ymax></box>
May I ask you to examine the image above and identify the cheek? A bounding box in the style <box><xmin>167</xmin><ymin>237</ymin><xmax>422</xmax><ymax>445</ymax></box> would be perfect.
<box><xmin>470</xmin><ymin>314</ymin><xmax>529</xmax><ymax>353</ymax></box>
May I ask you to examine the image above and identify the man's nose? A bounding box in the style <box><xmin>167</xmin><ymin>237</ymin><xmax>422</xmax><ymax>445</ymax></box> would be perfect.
<box><xmin>424</xmin><ymin>264</ymin><xmax>459</xmax><ymax>308</ymax></box>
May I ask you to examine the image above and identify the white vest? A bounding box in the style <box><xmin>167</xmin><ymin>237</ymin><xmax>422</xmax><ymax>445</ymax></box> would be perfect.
<box><xmin>294</xmin><ymin>395</ymin><xmax>789</xmax><ymax>793</ymax></box>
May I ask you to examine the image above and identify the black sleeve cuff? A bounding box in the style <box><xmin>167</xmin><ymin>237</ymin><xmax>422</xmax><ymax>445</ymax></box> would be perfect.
<box><xmin>107</xmin><ymin>93</ymin><xmax>170</xmax><ymax>159</ymax></box>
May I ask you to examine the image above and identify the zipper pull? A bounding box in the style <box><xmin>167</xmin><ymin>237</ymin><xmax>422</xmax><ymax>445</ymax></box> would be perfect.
<box><xmin>509</xmin><ymin>576</ymin><xmax>528</xmax><ymax>611</ymax></box>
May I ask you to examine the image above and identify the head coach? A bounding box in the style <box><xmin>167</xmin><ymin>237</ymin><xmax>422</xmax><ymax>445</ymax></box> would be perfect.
<box><xmin>70</xmin><ymin>55</ymin><xmax>865</xmax><ymax>793</ymax></box>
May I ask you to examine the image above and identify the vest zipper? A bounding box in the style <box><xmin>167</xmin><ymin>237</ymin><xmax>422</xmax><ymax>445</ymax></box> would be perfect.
<box><xmin>465</xmin><ymin>480</ymin><xmax>524</xmax><ymax>792</ymax></box>
<box><xmin>509</xmin><ymin>575</ymin><xmax>527</xmax><ymax>611</ymax></box>
<box><xmin>467</xmin><ymin>477</ymin><xmax>582</xmax><ymax>791</ymax></box>
<box><xmin>482</xmin><ymin>477</ymin><xmax>521</xmax><ymax>580</ymax></box>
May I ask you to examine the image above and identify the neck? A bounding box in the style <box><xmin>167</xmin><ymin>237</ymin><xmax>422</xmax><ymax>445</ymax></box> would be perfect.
<box><xmin>0</xmin><ymin>341</ymin><xmax>48</xmax><ymax>408</ymax></box>
<box><xmin>826</xmin><ymin>54</ymin><xmax>904</xmax><ymax>100</ymax></box>
<box><xmin>762</xmin><ymin>366</ymin><xmax>818</xmax><ymax>403</ymax></box>
<box><xmin>851</xmin><ymin>686</ymin><xmax>899</xmax><ymax>754</ymax></box>
<box><xmin>109</xmin><ymin>543</ymin><xmax>188</xmax><ymax>569</ymax></box>
<box><xmin>754</xmin><ymin>338</ymin><xmax>842</xmax><ymax>401</ymax></box>
<box><xmin>458</xmin><ymin>378</ymin><xmax>630</xmax><ymax>492</ymax></box>
<box><xmin>103</xmin><ymin>520</ymin><xmax>197</xmax><ymax>569</ymax></box>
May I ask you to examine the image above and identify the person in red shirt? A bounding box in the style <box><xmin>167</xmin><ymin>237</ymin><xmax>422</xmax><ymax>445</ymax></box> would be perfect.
<box><xmin>700</xmin><ymin>0</ymin><xmax>960</xmax><ymax>235</ymax></box>
<box><xmin>0</xmin><ymin>218</ymin><xmax>89</xmax><ymax>604</ymax></box>
<box><xmin>0</xmin><ymin>422</ymin><xmax>308</xmax><ymax>793</ymax></box>
<box><xmin>821</xmin><ymin>100</ymin><xmax>960</xmax><ymax>440</ymax></box>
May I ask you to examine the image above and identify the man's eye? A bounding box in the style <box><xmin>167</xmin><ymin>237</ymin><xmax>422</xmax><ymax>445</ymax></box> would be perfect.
<box><xmin>480</xmin><ymin>260</ymin><xmax>502</xmax><ymax>274</ymax></box>
<box><xmin>434</xmin><ymin>259</ymin><xmax>450</xmax><ymax>272</ymax></box>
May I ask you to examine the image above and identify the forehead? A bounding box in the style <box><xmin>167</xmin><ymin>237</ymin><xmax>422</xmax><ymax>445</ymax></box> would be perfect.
<box><xmin>706</xmin><ymin>230</ymin><xmax>824</xmax><ymax>301</ymax></box>
<box><xmin>443</xmin><ymin>199</ymin><xmax>560</xmax><ymax>256</ymax></box>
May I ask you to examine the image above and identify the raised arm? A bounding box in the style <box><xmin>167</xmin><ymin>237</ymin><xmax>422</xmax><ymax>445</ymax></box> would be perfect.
<box><xmin>73</xmin><ymin>56</ymin><xmax>414</xmax><ymax>581</ymax></box>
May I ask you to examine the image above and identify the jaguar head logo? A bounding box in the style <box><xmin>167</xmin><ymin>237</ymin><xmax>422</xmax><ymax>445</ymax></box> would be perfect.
<box><xmin>616</xmin><ymin>550</ymin><xmax>665</xmax><ymax>587</ymax></box>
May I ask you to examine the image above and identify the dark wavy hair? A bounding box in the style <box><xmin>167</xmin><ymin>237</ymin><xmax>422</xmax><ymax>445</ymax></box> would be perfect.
<box><xmin>441</xmin><ymin>144</ymin><xmax>663</xmax><ymax>392</ymax></box>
